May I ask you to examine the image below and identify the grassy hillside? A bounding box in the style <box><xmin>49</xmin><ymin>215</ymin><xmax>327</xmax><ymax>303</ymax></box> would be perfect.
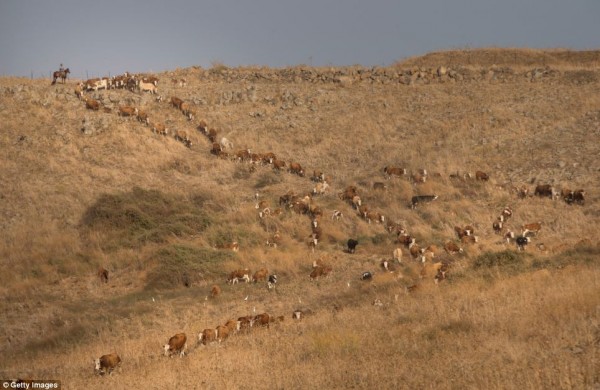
<box><xmin>0</xmin><ymin>48</ymin><xmax>599</xmax><ymax>389</ymax></box>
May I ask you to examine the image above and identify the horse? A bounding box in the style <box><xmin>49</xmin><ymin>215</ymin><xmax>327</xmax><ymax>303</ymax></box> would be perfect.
<box><xmin>51</xmin><ymin>68</ymin><xmax>70</xmax><ymax>85</ymax></box>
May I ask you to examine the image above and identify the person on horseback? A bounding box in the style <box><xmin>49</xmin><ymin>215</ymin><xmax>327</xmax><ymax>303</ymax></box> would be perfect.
<box><xmin>59</xmin><ymin>63</ymin><xmax>64</xmax><ymax>72</ymax></box>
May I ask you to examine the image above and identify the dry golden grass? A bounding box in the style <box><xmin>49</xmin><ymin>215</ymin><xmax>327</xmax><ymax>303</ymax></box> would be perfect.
<box><xmin>0</xmin><ymin>48</ymin><xmax>599</xmax><ymax>388</ymax></box>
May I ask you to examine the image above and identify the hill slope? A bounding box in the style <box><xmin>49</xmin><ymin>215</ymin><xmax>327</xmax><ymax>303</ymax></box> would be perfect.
<box><xmin>0</xmin><ymin>48</ymin><xmax>599</xmax><ymax>389</ymax></box>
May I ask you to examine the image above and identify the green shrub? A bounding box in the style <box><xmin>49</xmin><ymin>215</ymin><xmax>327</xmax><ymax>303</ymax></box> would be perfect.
<box><xmin>145</xmin><ymin>244</ymin><xmax>233</xmax><ymax>290</ymax></box>
<box><xmin>80</xmin><ymin>187</ymin><xmax>211</xmax><ymax>250</ymax></box>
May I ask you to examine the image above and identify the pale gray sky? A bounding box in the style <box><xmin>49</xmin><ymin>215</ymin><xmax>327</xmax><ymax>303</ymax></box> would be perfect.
<box><xmin>0</xmin><ymin>0</ymin><xmax>598</xmax><ymax>79</ymax></box>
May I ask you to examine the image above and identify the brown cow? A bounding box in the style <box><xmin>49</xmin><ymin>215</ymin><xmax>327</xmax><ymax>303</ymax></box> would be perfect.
<box><xmin>164</xmin><ymin>333</ymin><xmax>187</xmax><ymax>357</ymax></box>
<box><xmin>210</xmin><ymin>285</ymin><xmax>221</xmax><ymax>298</ymax></box>
<box><xmin>97</xmin><ymin>267</ymin><xmax>109</xmax><ymax>283</ymax></box>
<box><xmin>216</xmin><ymin>325</ymin><xmax>230</xmax><ymax>342</ymax></box>
<box><xmin>273</xmin><ymin>159</ymin><xmax>286</xmax><ymax>170</ymax></box>
<box><xmin>170</xmin><ymin>96</ymin><xmax>184</xmax><ymax>110</ymax></box>
<box><xmin>253</xmin><ymin>313</ymin><xmax>271</xmax><ymax>328</ymax></box>
<box><xmin>94</xmin><ymin>353</ymin><xmax>121</xmax><ymax>375</ymax></box>
<box><xmin>475</xmin><ymin>171</ymin><xmax>489</xmax><ymax>181</ymax></box>
<box><xmin>289</xmin><ymin>162</ymin><xmax>305</xmax><ymax>177</ymax></box>
<box><xmin>118</xmin><ymin>105</ymin><xmax>138</xmax><ymax>117</ymax></box>
<box><xmin>253</xmin><ymin>268</ymin><xmax>268</xmax><ymax>283</ymax></box>
<box><xmin>310</xmin><ymin>265</ymin><xmax>332</xmax><ymax>279</ymax></box>
<box><xmin>84</xmin><ymin>97</ymin><xmax>100</xmax><ymax>111</ymax></box>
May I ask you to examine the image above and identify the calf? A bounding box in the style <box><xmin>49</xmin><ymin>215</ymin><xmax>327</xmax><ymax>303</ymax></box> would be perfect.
<box><xmin>331</xmin><ymin>210</ymin><xmax>343</xmax><ymax>220</ymax></box>
<box><xmin>267</xmin><ymin>274</ymin><xmax>278</xmax><ymax>289</ymax></box>
<box><xmin>347</xmin><ymin>239</ymin><xmax>359</xmax><ymax>254</ymax></box>
<box><xmin>164</xmin><ymin>333</ymin><xmax>187</xmax><ymax>357</ymax></box>
<box><xmin>475</xmin><ymin>170</ymin><xmax>489</xmax><ymax>181</ymax></box>
<box><xmin>360</xmin><ymin>271</ymin><xmax>373</xmax><ymax>281</ymax></box>
<box><xmin>516</xmin><ymin>236</ymin><xmax>530</xmax><ymax>251</ymax></box>
<box><xmin>94</xmin><ymin>353</ymin><xmax>121</xmax><ymax>375</ymax></box>
<box><xmin>373</xmin><ymin>182</ymin><xmax>387</xmax><ymax>190</ymax></box>
<box><xmin>97</xmin><ymin>267</ymin><xmax>109</xmax><ymax>283</ymax></box>
<box><xmin>210</xmin><ymin>285</ymin><xmax>221</xmax><ymax>298</ymax></box>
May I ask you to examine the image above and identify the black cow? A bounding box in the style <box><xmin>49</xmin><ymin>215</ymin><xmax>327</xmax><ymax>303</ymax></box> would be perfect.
<box><xmin>360</xmin><ymin>271</ymin><xmax>373</xmax><ymax>281</ymax></box>
<box><xmin>411</xmin><ymin>195</ymin><xmax>438</xmax><ymax>209</ymax></box>
<box><xmin>516</xmin><ymin>236</ymin><xmax>530</xmax><ymax>251</ymax></box>
<box><xmin>347</xmin><ymin>239</ymin><xmax>359</xmax><ymax>254</ymax></box>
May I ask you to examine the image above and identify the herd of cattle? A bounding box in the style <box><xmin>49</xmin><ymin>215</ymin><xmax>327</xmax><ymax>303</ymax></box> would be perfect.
<box><xmin>57</xmin><ymin>72</ymin><xmax>588</xmax><ymax>376</ymax></box>
<box><xmin>95</xmin><ymin>306</ymin><xmax>308</xmax><ymax>375</ymax></box>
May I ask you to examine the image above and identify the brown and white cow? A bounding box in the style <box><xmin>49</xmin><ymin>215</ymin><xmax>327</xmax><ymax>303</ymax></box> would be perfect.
<box><xmin>289</xmin><ymin>162</ymin><xmax>305</xmax><ymax>177</ymax></box>
<box><xmin>227</xmin><ymin>268</ymin><xmax>251</xmax><ymax>284</ymax></box>
<box><xmin>152</xmin><ymin>122</ymin><xmax>168</xmax><ymax>136</ymax></box>
<box><xmin>198</xmin><ymin>328</ymin><xmax>217</xmax><ymax>345</ymax></box>
<box><xmin>383</xmin><ymin>166</ymin><xmax>407</xmax><ymax>178</ymax></box>
<box><xmin>522</xmin><ymin>222</ymin><xmax>542</xmax><ymax>236</ymax></box>
<box><xmin>444</xmin><ymin>241</ymin><xmax>463</xmax><ymax>254</ymax></box>
<box><xmin>164</xmin><ymin>333</ymin><xmax>187</xmax><ymax>357</ymax></box>
<box><xmin>237</xmin><ymin>316</ymin><xmax>254</xmax><ymax>332</ymax></box>
<box><xmin>94</xmin><ymin>353</ymin><xmax>121</xmax><ymax>375</ymax></box>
